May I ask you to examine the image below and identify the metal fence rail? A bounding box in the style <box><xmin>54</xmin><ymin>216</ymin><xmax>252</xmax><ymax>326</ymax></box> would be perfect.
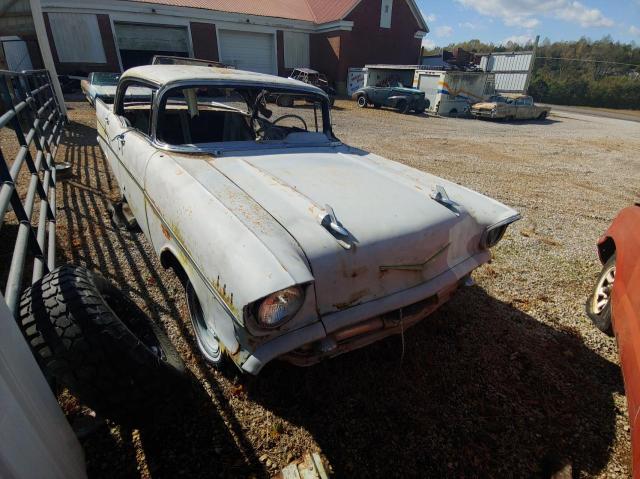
<box><xmin>0</xmin><ymin>69</ymin><xmax>65</xmax><ymax>315</ymax></box>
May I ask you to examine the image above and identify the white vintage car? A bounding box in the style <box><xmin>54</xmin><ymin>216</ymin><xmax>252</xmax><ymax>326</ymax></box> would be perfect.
<box><xmin>95</xmin><ymin>65</ymin><xmax>520</xmax><ymax>374</ymax></box>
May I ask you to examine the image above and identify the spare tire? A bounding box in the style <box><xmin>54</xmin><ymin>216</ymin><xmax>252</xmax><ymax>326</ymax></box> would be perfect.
<box><xmin>18</xmin><ymin>265</ymin><xmax>186</xmax><ymax>422</ymax></box>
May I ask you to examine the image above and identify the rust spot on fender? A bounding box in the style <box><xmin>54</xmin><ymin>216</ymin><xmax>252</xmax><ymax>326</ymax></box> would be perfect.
<box><xmin>161</xmin><ymin>224</ymin><xmax>171</xmax><ymax>240</ymax></box>
<box><xmin>333</xmin><ymin>289</ymin><xmax>370</xmax><ymax>310</ymax></box>
<box><xmin>211</xmin><ymin>275</ymin><xmax>238</xmax><ymax>315</ymax></box>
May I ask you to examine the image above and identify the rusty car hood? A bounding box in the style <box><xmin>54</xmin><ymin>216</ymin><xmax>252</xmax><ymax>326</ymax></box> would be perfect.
<box><xmin>472</xmin><ymin>102</ymin><xmax>498</xmax><ymax>110</ymax></box>
<box><xmin>198</xmin><ymin>145</ymin><xmax>519</xmax><ymax>316</ymax></box>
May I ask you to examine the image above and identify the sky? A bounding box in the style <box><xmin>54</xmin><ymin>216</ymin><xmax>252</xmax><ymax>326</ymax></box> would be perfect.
<box><xmin>417</xmin><ymin>0</ymin><xmax>640</xmax><ymax>48</ymax></box>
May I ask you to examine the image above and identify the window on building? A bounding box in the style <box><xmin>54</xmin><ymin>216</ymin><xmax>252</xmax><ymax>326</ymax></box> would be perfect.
<box><xmin>380</xmin><ymin>0</ymin><xmax>393</xmax><ymax>28</ymax></box>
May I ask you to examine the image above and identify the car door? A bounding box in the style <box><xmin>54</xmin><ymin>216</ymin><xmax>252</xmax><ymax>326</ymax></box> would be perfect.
<box><xmin>96</xmin><ymin>96</ymin><xmax>125</xmax><ymax>186</ymax></box>
<box><xmin>516</xmin><ymin>97</ymin><xmax>532</xmax><ymax>119</ymax></box>
<box><xmin>111</xmin><ymin>80</ymin><xmax>157</xmax><ymax>237</ymax></box>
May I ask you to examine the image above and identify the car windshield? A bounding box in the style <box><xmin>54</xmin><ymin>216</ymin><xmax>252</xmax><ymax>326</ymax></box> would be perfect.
<box><xmin>154</xmin><ymin>84</ymin><xmax>332</xmax><ymax>147</ymax></box>
<box><xmin>92</xmin><ymin>72</ymin><xmax>120</xmax><ymax>86</ymax></box>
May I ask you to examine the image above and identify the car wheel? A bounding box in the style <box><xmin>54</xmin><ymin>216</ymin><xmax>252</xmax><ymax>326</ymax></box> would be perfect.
<box><xmin>414</xmin><ymin>106</ymin><xmax>426</xmax><ymax>114</ymax></box>
<box><xmin>449</xmin><ymin>108</ymin><xmax>458</xmax><ymax>117</ymax></box>
<box><xmin>586</xmin><ymin>254</ymin><xmax>615</xmax><ymax>336</ymax></box>
<box><xmin>356</xmin><ymin>95</ymin><xmax>367</xmax><ymax>108</ymax></box>
<box><xmin>185</xmin><ymin>280</ymin><xmax>227</xmax><ymax>367</ymax></box>
<box><xmin>397</xmin><ymin>100</ymin><xmax>410</xmax><ymax>114</ymax></box>
<box><xmin>329</xmin><ymin>96</ymin><xmax>335</xmax><ymax>107</ymax></box>
<box><xmin>19</xmin><ymin>265</ymin><xmax>186</xmax><ymax>422</ymax></box>
<box><xmin>538</xmin><ymin>111</ymin><xmax>548</xmax><ymax>120</ymax></box>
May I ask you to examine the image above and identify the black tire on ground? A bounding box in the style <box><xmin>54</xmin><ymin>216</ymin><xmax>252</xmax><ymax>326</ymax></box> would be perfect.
<box><xmin>586</xmin><ymin>254</ymin><xmax>616</xmax><ymax>336</ymax></box>
<box><xmin>538</xmin><ymin>111</ymin><xmax>548</xmax><ymax>120</ymax></box>
<box><xmin>19</xmin><ymin>265</ymin><xmax>186</xmax><ymax>421</ymax></box>
<box><xmin>449</xmin><ymin>109</ymin><xmax>458</xmax><ymax>117</ymax></box>
<box><xmin>328</xmin><ymin>96</ymin><xmax>335</xmax><ymax>107</ymax></box>
<box><xmin>356</xmin><ymin>95</ymin><xmax>367</xmax><ymax>108</ymax></box>
<box><xmin>414</xmin><ymin>106</ymin><xmax>426</xmax><ymax>114</ymax></box>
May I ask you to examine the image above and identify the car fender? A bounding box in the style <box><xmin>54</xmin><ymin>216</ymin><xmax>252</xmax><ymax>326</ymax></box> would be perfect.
<box><xmin>143</xmin><ymin>152</ymin><xmax>317</xmax><ymax>334</ymax></box>
<box><xmin>157</xmin><ymin>242</ymin><xmax>241</xmax><ymax>358</ymax></box>
<box><xmin>352</xmin><ymin>89</ymin><xmax>367</xmax><ymax>100</ymax></box>
<box><xmin>387</xmin><ymin>95</ymin><xmax>409</xmax><ymax>107</ymax></box>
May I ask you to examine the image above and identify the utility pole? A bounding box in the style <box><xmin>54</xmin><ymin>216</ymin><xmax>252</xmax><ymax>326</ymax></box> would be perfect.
<box><xmin>524</xmin><ymin>35</ymin><xmax>540</xmax><ymax>94</ymax></box>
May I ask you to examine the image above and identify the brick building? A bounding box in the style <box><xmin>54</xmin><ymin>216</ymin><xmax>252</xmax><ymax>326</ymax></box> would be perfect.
<box><xmin>40</xmin><ymin>0</ymin><xmax>428</xmax><ymax>92</ymax></box>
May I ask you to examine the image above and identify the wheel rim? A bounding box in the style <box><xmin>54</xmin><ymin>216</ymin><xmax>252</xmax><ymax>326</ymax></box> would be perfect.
<box><xmin>101</xmin><ymin>292</ymin><xmax>167</xmax><ymax>361</ymax></box>
<box><xmin>186</xmin><ymin>282</ymin><xmax>222</xmax><ymax>362</ymax></box>
<box><xmin>592</xmin><ymin>265</ymin><xmax>615</xmax><ymax>314</ymax></box>
<box><xmin>357</xmin><ymin>96</ymin><xmax>366</xmax><ymax>107</ymax></box>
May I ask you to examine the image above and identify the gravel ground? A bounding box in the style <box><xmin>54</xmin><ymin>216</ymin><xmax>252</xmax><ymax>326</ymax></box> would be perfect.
<box><xmin>3</xmin><ymin>99</ymin><xmax>640</xmax><ymax>478</ymax></box>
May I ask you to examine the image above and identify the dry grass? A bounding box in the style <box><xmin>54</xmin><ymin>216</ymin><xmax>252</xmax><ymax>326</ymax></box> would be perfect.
<box><xmin>4</xmin><ymin>99</ymin><xmax>640</xmax><ymax>478</ymax></box>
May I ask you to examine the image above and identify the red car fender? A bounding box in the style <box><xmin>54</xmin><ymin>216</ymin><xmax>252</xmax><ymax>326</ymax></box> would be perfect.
<box><xmin>598</xmin><ymin>205</ymin><xmax>640</xmax><ymax>475</ymax></box>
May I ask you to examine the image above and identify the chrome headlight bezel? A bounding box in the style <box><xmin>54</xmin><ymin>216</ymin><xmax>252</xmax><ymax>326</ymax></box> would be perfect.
<box><xmin>480</xmin><ymin>215</ymin><xmax>521</xmax><ymax>249</ymax></box>
<box><xmin>247</xmin><ymin>285</ymin><xmax>306</xmax><ymax>330</ymax></box>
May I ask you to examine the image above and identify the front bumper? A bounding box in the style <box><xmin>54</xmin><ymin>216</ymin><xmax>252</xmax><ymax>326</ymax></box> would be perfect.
<box><xmin>471</xmin><ymin>109</ymin><xmax>497</xmax><ymax>118</ymax></box>
<box><xmin>240</xmin><ymin>251</ymin><xmax>490</xmax><ymax>374</ymax></box>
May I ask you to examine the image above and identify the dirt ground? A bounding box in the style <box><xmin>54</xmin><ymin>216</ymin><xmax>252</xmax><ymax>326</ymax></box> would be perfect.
<box><xmin>3</xmin><ymin>99</ymin><xmax>640</xmax><ymax>478</ymax></box>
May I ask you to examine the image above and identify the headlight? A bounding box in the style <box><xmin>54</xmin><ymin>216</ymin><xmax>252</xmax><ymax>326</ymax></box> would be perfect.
<box><xmin>481</xmin><ymin>224</ymin><xmax>509</xmax><ymax>249</ymax></box>
<box><xmin>255</xmin><ymin>286</ymin><xmax>305</xmax><ymax>328</ymax></box>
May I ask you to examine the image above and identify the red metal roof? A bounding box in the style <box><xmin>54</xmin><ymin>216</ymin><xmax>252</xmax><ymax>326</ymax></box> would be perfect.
<box><xmin>131</xmin><ymin>0</ymin><xmax>361</xmax><ymax>24</ymax></box>
<box><xmin>307</xmin><ymin>0</ymin><xmax>360</xmax><ymax>23</ymax></box>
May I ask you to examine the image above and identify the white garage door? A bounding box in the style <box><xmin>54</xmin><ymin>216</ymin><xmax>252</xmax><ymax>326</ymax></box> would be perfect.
<box><xmin>218</xmin><ymin>29</ymin><xmax>276</xmax><ymax>75</ymax></box>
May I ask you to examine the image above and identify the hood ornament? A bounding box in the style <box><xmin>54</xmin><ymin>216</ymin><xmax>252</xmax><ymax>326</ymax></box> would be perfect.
<box><xmin>319</xmin><ymin>204</ymin><xmax>353</xmax><ymax>249</ymax></box>
<box><xmin>431</xmin><ymin>185</ymin><xmax>460</xmax><ymax>216</ymax></box>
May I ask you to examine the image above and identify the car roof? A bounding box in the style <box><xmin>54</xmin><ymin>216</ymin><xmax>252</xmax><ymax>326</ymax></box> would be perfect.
<box><xmin>121</xmin><ymin>65</ymin><xmax>324</xmax><ymax>94</ymax></box>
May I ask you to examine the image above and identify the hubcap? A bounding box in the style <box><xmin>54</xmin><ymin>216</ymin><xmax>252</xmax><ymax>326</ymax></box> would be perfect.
<box><xmin>593</xmin><ymin>265</ymin><xmax>615</xmax><ymax>314</ymax></box>
<box><xmin>186</xmin><ymin>282</ymin><xmax>222</xmax><ymax>362</ymax></box>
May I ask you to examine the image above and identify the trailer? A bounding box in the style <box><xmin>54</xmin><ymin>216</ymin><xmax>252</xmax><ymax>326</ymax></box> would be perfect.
<box><xmin>414</xmin><ymin>70</ymin><xmax>496</xmax><ymax>117</ymax></box>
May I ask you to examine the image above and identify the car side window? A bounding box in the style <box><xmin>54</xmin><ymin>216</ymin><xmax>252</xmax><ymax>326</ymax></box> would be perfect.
<box><xmin>118</xmin><ymin>81</ymin><xmax>156</xmax><ymax>136</ymax></box>
<box><xmin>516</xmin><ymin>98</ymin><xmax>526</xmax><ymax>106</ymax></box>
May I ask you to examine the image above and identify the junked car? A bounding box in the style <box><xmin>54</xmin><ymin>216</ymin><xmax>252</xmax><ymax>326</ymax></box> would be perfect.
<box><xmin>353</xmin><ymin>79</ymin><xmax>428</xmax><ymax>114</ymax></box>
<box><xmin>95</xmin><ymin>65</ymin><xmax>520</xmax><ymax>375</ymax></box>
<box><xmin>586</xmin><ymin>204</ymin><xmax>640</xmax><ymax>474</ymax></box>
<box><xmin>81</xmin><ymin>72</ymin><xmax>120</xmax><ymax>105</ymax></box>
<box><xmin>289</xmin><ymin>68</ymin><xmax>336</xmax><ymax>105</ymax></box>
<box><xmin>471</xmin><ymin>94</ymin><xmax>551</xmax><ymax>121</ymax></box>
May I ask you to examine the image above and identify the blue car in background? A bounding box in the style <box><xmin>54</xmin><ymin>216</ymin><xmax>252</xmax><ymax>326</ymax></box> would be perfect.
<box><xmin>81</xmin><ymin>72</ymin><xmax>120</xmax><ymax>106</ymax></box>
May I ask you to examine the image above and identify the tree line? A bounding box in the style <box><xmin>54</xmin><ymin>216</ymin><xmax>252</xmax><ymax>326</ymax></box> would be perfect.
<box><xmin>428</xmin><ymin>37</ymin><xmax>640</xmax><ymax>109</ymax></box>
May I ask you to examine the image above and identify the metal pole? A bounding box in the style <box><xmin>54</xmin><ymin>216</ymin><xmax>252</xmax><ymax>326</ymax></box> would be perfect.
<box><xmin>28</xmin><ymin>0</ymin><xmax>67</xmax><ymax>117</ymax></box>
<box><xmin>524</xmin><ymin>35</ymin><xmax>540</xmax><ymax>94</ymax></box>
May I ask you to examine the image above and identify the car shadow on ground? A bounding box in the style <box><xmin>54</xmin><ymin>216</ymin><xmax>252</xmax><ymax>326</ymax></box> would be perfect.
<box><xmin>495</xmin><ymin>118</ymin><xmax>561</xmax><ymax>126</ymax></box>
<box><xmin>55</xmin><ymin>119</ymin><xmax>267</xmax><ymax>478</ymax></box>
<box><xmin>249</xmin><ymin>285</ymin><xmax>623</xmax><ymax>477</ymax></box>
